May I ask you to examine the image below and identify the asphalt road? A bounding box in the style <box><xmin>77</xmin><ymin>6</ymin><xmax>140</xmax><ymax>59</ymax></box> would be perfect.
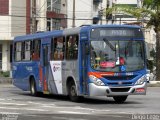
<box><xmin>0</xmin><ymin>84</ymin><xmax>160</xmax><ymax>120</ymax></box>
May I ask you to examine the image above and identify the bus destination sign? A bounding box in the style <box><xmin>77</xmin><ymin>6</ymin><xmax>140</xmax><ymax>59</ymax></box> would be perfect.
<box><xmin>91</xmin><ymin>28</ymin><xmax>143</xmax><ymax>39</ymax></box>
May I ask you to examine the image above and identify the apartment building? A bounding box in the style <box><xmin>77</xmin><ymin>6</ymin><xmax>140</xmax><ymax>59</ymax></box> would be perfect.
<box><xmin>67</xmin><ymin>0</ymin><xmax>108</xmax><ymax>28</ymax></box>
<box><xmin>36</xmin><ymin>0</ymin><xmax>67</xmax><ymax>31</ymax></box>
<box><xmin>0</xmin><ymin>0</ymin><xmax>67</xmax><ymax>72</ymax></box>
<box><xmin>0</xmin><ymin>0</ymin><xmax>27</xmax><ymax>71</ymax></box>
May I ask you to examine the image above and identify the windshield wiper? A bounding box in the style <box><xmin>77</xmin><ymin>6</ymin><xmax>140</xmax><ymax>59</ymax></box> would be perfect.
<box><xmin>103</xmin><ymin>38</ymin><xmax>116</xmax><ymax>51</ymax></box>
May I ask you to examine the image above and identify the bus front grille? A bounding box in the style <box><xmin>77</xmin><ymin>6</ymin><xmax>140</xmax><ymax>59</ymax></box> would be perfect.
<box><xmin>110</xmin><ymin>87</ymin><xmax>130</xmax><ymax>92</ymax></box>
<box><xmin>107</xmin><ymin>82</ymin><xmax>133</xmax><ymax>86</ymax></box>
<box><xmin>103</xmin><ymin>75</ymin><xmax>137</xmax><ymax>81</ymax></box>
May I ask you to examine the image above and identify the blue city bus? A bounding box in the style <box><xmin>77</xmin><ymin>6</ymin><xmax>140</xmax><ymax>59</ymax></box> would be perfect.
<box><xmin>12</xmin><ymin>25</ymin><xmax>147</xmax><ymax>103</ymax></box>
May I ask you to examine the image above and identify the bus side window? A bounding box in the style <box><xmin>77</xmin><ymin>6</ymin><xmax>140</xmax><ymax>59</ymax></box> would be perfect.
<box><xmin>51</xmin><ymin>36</ymin><xmax>65</xmax><ymax>60</ymax></box>
<box><xmin>15</xmin><ymin>42</ymin><xmax>22</xmax><ymax>61</ymax></box>
<box><xmin>66</xmin><ymin>35</ymin><xmax>79</xmax><ymax>60</ymax></box>
<box><xmin>32</xmin><ymin>39</ymin><xmax>41</xmax><ymax>61</ymax></box>
<box><xmin>24</xmin><ymin>41</ymin><xmax>31</xmax><ymax>61</ymax></box>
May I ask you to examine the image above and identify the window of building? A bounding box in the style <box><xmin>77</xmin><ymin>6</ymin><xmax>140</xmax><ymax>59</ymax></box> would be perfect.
<box><xmin>47</xmin><ymin>0</ymin><xmax>51</xmax><ymax>11</ymax></box>
<box><xmin>0</xmin><ymin>44</ymin><xmax>2</xmax><ymax>69</ymax></box>
<box><xmin>32</xmin><ymin>39</ymin><xmax>41</xmax><ymax>61</ymax></box>
<box><xmin>47</xmin><ymin>18</ymin><xmax>61</xmax><ymax>31</ymax></box>
<box><xmin>66</xmin><ymin>35</ymin><xmax>79</xmax><ymax>60</ymax></box>
<box><xmin>51</xmin><ymin>36</ymin><xmax>65</xmax><ymax>60</ymax></box>
<box><xmin>52</xmin><ymin>19</ymin><xmax>61</xmax><ymax>30</ymax></box>
<box><xmin>47</xmin><ymin>18</ymin><xmax>51</xmax><ymax>31</ymax></box>
<box><xmin>52</xmin><ymin>0</ymin><xmax>61</xmax><ymax>13</ymax></box>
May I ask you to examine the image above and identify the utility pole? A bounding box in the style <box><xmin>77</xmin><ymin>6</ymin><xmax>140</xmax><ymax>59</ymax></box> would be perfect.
<box><xmin>32</xmin><ymin>0</ymin><xmax>36</xmax><ymax>33</ymax></box>
<box><xmin>72</xmin><ymin>0</ymin><xmax>75</xmax><ymax>28</ymax></box>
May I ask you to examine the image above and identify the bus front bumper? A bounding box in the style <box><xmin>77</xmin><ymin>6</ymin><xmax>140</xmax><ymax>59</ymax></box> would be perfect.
<box><xmin>89</xmin><ymin>82</ymin><xmax>147</xmax><ymax>96</ymax></box>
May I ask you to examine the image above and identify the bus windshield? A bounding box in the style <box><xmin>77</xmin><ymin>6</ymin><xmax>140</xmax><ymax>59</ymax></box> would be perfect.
<box><xmin>90</xmin><ymin>40</ymin><xmax>145</xmax><ymax>72</ymax></box>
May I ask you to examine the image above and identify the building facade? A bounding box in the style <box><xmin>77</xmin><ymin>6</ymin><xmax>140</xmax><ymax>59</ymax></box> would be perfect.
<box><xmin>36</xmin><ymin>0</ymin><xmax>67</xmax><ymax>32</ymax></box>
<box><xmin>0</xmin><ymin>0</ymin><xmax>27</xmax><ymax>71</ymax></box>
<box><xmin>67</xmin><ymin>0</ymin><xmax>108</xmax><ymax>28</ymax></box>
<box><xmin>0</xmin><ymin>0</ymin><xmax>67</xmax><ymax>72</ymax></box>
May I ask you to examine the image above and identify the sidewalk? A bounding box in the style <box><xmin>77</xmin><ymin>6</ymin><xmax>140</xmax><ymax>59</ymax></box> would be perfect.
<box><xmin>148</xmin><ymin>81</ymin><xmax>160</xmax><ymax>87</ymax></box>
<box><xmin>0</xmin><ymin>77</ymin><xmax>12</xmax><ymax>84</ymax></box>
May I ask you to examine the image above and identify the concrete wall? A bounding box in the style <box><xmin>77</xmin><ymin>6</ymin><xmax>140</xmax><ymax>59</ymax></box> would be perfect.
<box><xmin>116</xmin><ymin>0</ymin><xmax>137</xmax><ymax>4</ymax></box>
<box><xmin>0</xmin><ymin>0</ymin><xmax>26</xmax><ymax>71</ymax></box>
<box><xmin>0</xmin><ymin>16</ymin><xmax>12</xmax><ymax>40</ymax></box>
<box><xmin>36</xmin><ymin>0</ymin><xmax>47</xmax><ymax>31</ymax></box>
<box><xmin>10</xmin><ymin>0</ymin><xmax>26</xmax><ymax>36</ymax></box>
<box><xmin>1</xmin><ymin>41</ymin><xmax>11</xmax><ymax>71</ymax></box>
<box><xmin>67</xmin><ymin>0</ymin><xmax>93</xmax><ymax>28</ymax></box>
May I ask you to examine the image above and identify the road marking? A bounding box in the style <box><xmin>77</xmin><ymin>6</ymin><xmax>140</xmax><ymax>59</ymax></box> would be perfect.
<box><xmin>0</xmin><ymin>107</ymin><xmax>49</xmax><ymax>112</ymax></box>
<box><xmin>0</xmin><ymin>99</ymin><xmax>5</xmax><ymax>101</ymax></box>
<box><xmin>0</xmin><ymin>107</ymin><xmax>20</xmax><ymax>110</ymax></box>
<box><xmin>0</xmin><ymin>102</ymin><xmax>27</xmax><ymax>106</ymax></box>
<box><xmin>25</xmin><ymin>108</ymin><xmax>49</xmax><ymax>112</ymax></box>
<box><xmin>58</xmin><ymin>111</ymin><xmax>90</xmax><ymax>114</ymax></box>
<box><xmin>22</xmin><ymin>115</ymin><xmax>37</xmax><ymax>117</ymax></box>
<box><xmin>28</xmin><ymin>101</ymin><xmax>55</xmax><ymax>106</ymax></box>
<box><xmin>0</xmin><ymin>112</ymin><xmax>20</xmax><ymax>115</ymax></box>
<box><xmin>52</xmin><ymin>116</ymin><xmax>87</xmax><ymax>120</ymax></box>
<box><xmin>117</xmin><ymin>112</ymin><xmax>128</xmax><ymax>114</ymax></box>
<box><xmin>74</xmin><ymin>106</ymin><xmax>111</xmax><ymax>112</ymax></box>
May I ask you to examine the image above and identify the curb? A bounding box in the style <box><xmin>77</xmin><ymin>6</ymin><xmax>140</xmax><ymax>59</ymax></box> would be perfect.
<box><xmin>148</xmin><ymin>81</ymin><xmax>160</xmax><ymax>87</ymax></box>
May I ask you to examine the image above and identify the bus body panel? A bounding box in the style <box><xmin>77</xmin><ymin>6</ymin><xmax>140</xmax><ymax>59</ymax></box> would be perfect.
<box><xmin>12</xmin><ymin>61</ymin><xmax>40</xmax><ymax>91</ymax></box>
<box><xmin>12</xmin><ymin>25</ymin><xmax>147</xmax><ymax>99</ymax></box>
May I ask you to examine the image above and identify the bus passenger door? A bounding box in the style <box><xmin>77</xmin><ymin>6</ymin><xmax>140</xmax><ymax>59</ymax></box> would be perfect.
<box><xmin>42</xmin><ymin>44</ymin><xmax>50</xmax><ymax>94</ymax></box>
<box><xmin>81</xmin><ymin>41</ymin><xmax>89</xmax><ymax>95</ymax></box>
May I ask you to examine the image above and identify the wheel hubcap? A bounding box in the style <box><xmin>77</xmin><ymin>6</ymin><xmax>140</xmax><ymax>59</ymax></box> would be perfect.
<box><xmin>71</xmin><ymin>86</ymin><xmax>76</xmax><ymax>96</ymax></box>
<box><xmin>31</xmin><ymin>83</ymin><xmax>35</xmax><ymax>94</ymax></box>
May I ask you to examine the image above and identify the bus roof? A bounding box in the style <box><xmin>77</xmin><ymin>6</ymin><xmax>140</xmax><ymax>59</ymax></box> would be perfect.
<box><xmin>14</xmin><ymin>30</ymin><xmax>63</xmax><ymax>42</ymax></box>
<box><xmin>14</xmin><ymin>24</ymin><xmax>141</xmax><ymax>42</ymax></box>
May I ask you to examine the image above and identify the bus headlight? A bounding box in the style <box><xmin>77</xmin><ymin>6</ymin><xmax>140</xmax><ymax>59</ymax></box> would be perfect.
<box><xmin>135</xmin><ymin>75</ymin><xmax>146</xmax><ymax>85</ymax></box>
<box><xmin>89</xmin><ymin>75</ymin><xmax>105</xmax><ymax>86</ymax></box>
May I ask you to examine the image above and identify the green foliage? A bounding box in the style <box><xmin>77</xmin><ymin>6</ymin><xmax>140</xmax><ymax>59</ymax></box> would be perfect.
<box><xmin>150</xmin><ymin>49</ymin><xmax>156</xmax><ymax>58</ymax></box>
<box><xmin>147</xmin><ymin>60</ymin><xmax>154</xmax><ymax>72</ymax></box>
<box><xmin>0</xmin><ymin>71</ymin><xmax>10</xmax><ymax>77</ymax></box>
<box><xmin>150</xmin><ymin>49</ymin><xmax>156</xmax><ymax>67</ymax></box>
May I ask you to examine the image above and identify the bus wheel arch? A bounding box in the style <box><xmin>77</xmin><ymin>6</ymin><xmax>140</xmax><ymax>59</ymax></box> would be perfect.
<box><xmin>66</xmin><ymin>77</ymin><xmax>80</xmax><ymax>102</ymax></box>
<box><xmin>29</xmin><ymin>76</ymin><xmax>37</xmax><ymax>96</ymax></box>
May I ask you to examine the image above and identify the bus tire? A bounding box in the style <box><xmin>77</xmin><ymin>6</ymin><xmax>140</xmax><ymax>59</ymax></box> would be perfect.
<box><xmin>113</xmin><ymin>96</ymin><xmax>128</xmax><ymax>103</ymax></box>
<box><xmin>30</xmin><ymin>78</ymin><xmax>37</xmax><ymax>96</ymax></box>
<box><xmin>68</xmin><ymin>81</ymin><xmax>80</xmax><ymax>102</ymax></box>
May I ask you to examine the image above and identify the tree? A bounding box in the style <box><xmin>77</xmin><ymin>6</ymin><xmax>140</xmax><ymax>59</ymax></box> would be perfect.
<box><xmin>105</xmin><ymin>0</ymin><xmax>160</xmax><ymax>81</ymax></box>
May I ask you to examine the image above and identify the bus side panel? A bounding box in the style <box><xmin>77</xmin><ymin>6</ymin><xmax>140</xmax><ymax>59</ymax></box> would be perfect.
<box><xmin>62</xmin><ymin>60</ymin><xmax>80</xmax><ymax>95</ymax></box>
<box><xmin>12</xmin><ymin>62</ymin><xmax>40</xmax><ymax>91</ymax></box>
<box><xmin>48</xmin><ymin>61</ymin><xmax>62</xmax><ymax>95</ymax></box>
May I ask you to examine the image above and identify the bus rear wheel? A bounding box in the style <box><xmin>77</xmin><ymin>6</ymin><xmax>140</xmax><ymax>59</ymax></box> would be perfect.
<box><xmin>68</xmin><ymin>81</ymin><xmax>81</xmax><ymax>102</ymax></box>
<box><xmin>30</xmin><ymin>78</ymin><xmax>37</xmax><ymax>96</ymax></box>
<box><xmin>113</xmin><ymin>96</ymin><xmax>128</xmax><ymax>103</ymax></box>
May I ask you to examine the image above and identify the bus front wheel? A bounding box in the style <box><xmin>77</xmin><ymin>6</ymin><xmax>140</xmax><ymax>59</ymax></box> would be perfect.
<box><xmin>30</xmin><ymin>78</ymin><xmax>37</xmax><ymax>96</ymax></box>
<box><xmin>68</xmin><ymin>82</ymin><xmax>80</xmax><ymax>102</ymax></box>
<box><xmin>113</xmin><ymin>96</ymin><xmax>128</xmax><ymax>103</ymax></box>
